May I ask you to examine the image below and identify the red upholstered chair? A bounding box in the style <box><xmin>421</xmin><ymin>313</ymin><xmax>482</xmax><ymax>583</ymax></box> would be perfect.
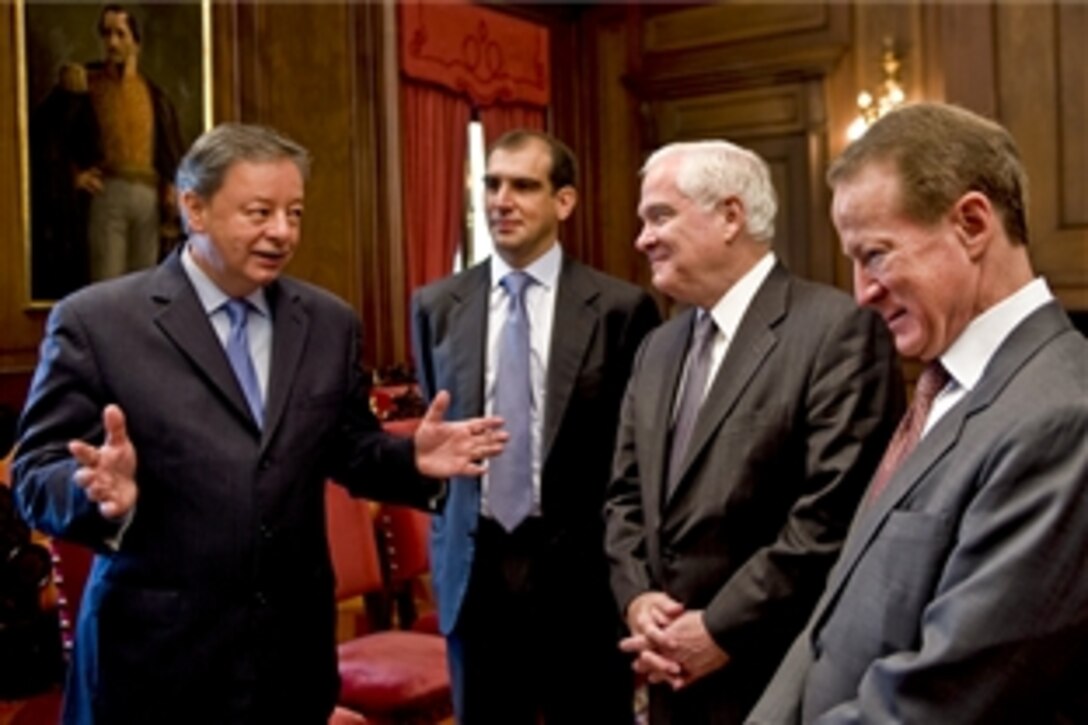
<box><xmin>375</xmin><ymin>504</ymin><xmax>438</xmax><ymax>634</ymax></box>
<box><xmin>325</xmin><ymin>483</ymin><xmax>452</xmax><ymax>724</ymax></box>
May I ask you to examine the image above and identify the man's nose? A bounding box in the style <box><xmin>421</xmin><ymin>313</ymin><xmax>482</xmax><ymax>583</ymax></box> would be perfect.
<box><xmin>635</xmin><ymin>223</ymin><xmax>654</xmax><ymax>252</ymax></box>
<box><xmin>853</xmin><ymin>264</ymin><xmax>882</xmax><ymax>306</ymax></box>
<box><xmin>267</xmin><ymin>211</ymin><xmax>293</xmax><ymax>239</ymax></box>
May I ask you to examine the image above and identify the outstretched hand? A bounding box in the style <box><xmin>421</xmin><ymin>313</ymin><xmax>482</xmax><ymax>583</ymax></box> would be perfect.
<box><xmin>68</xmin><ymin>404</ymin><xmax>137</xmax><ymax>520</ymax></box>
<box><xmin>413</xmin><ymin>390</ymin><xmax>507</xmax><ymax>478</ymax></box>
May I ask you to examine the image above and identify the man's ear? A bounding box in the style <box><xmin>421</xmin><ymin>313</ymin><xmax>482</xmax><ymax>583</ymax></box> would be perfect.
<box><xmin>180</xmin><ymin>190</ymin><xmax>206</xmax><ymax>234</ymax></box>
<box><xmin>951</xmin><ymin>191</ymin><xmax>995</xmax><ymax>261</ymax></box>
<box><xmin>555</xmin><ymin>186</ymin><xmax>577</xmax><ymax>222</ymax></box>
<box><xmin>718</xmin><ymin>196</ymin><xmax>745</xmax><ymax>243</ymax></box>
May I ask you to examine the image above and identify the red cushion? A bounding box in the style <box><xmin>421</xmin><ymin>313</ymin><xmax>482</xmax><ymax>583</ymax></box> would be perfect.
<box><xmin>337</xmin><ymin>632</ymin><xmax>449</xmax><ymax>714</ymax></box>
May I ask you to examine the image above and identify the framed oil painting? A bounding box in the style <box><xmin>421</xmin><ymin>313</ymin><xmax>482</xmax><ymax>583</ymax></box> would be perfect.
<box><xmin>17</xmin><ymin>0</ymin><xmax>211</xmax><ymax>304</ymax></box>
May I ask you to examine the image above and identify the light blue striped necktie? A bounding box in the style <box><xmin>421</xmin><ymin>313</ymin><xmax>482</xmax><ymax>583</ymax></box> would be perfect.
<box><xmin>489</xmin><ymin>271</ymin><xmax>533</xmax><ymax>532</ymax></box>
<box><xmin>223</xmin><ymin>298</ymin><xmax>264</xmax><ymax>429</ymax></box>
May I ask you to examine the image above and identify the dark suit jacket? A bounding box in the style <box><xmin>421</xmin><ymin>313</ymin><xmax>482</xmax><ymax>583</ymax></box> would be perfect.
<box><xmin>14</xmin><ymin>253</ymin><xmax>442</xmax><ymax>724</ymax></box>
<box><xmin>411</xmin><ymin>254</ymin><xmax>660</xmax><ymax>636</ymax></box>
<box><xmin>749</xmin><ymin>302</ymin><xmax>1088</xmax><ymax>724</ymax></box>
<box><xmin>605</xmin><ymin>262</ymin><xmax>904</xmax><ymax>724</ymax></box>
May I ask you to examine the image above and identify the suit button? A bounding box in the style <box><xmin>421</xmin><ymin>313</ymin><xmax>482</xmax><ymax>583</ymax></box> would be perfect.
<box><xmin>259</xmin><ymin>457</ymin><xmax>273</xmax><ymax>470</ymax></box>
<box><xmin>259</xmin><ymin>523</ymin><xmax>272</xmax><ymax>539</ymax></box>
<box><xmin>254</xmin><ymin>591</ymin><xmax>267</xmax><ymax>606</ymax></box>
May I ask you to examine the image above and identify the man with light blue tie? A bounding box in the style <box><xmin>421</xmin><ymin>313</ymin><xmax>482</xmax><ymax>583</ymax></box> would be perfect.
<box><xmin>412</xmin><ymin>129</ymin><xmax>661</xmax><ymax>723</ymax></box>
<box><xmin>13</xmin><ymin>123</ymin><xmax>507</xmax><ymax>724</ymax></box>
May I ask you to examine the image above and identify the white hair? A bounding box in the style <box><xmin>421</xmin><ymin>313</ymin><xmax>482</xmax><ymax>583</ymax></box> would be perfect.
<box><xmin>642</xmin><ymin>140</ymin><xmax>777</xmax><ymax>243</ymax></box>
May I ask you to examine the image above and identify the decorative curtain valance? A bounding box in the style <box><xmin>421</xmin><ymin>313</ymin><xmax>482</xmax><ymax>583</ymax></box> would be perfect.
<box><xmin>399</xmin><ymin>0</ymin><xmax>550</xmax><ymax>109</ymax></box>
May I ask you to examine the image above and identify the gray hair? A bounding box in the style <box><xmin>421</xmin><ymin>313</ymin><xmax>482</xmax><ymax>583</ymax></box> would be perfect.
<box><xmin>642</xmin><ymin>140</ymin><xmax>777</xmax><ymax>243</ymax></box>
<box><xmin>176</xmin><ymin>122</ymin><xmax>311</xmax><ymax>202</ymax></box>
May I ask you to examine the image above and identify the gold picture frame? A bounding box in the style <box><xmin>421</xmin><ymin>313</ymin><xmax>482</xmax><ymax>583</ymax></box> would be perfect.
<box><xmin>16</xmin><ymin>0</ymin><xmax>212</xmax><ymax>306</ymax></box>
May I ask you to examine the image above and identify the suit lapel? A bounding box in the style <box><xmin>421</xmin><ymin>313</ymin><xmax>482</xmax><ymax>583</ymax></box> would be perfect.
<box><xmin>261</xmin><ymin>281</ymin><xmax>309</xmax><ymax>451</ymax></box>
<box><xmin>811</xmin><ymin>301</ymin><xmax>1075</xmax><ymax>629</ymax></box>
<box><xmin>447</xmin><ymin>262</ymin><xmax>490</xmax><ymax>418</ymax></box>
<box><xmin>650</xmin><ymin>310</ymin><xmax>696</xmax><ymax>512</ymax></box>
<box><xmin>542</xmin><ymin>256</ymin><xmax>598</xmax><ymax>461</ymax></box>
<box><xmin>665</xmin><ymin>264</ymin><xmax>788</xmax><ymax>505</ymax></box>
<box><xmin>151</xmin><ymin>254</ymin><xmax>258</xmax><ymax>433</ymax></box>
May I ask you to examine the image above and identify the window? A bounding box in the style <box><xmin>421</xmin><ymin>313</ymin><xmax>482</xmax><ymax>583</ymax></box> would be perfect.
<box><xmin>455</xmin><ymin>120</ymin><xmax>492</xmax><ymax>273</ymax></box>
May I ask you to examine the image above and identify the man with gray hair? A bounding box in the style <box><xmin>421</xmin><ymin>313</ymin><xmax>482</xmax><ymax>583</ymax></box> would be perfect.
<box><xmin>604</xmin><ymin>139</ymin><xmax>904</xmax><ymax>723</ymax></box>
<box><xmin>13</xmin><ymin>122</ymin><xmax>506</xmax><ymax>724</ymax></box>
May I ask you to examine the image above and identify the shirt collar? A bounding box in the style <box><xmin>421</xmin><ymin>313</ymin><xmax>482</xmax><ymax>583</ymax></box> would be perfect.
<box><xmin>490</xmin><ymin>242</ymin><xmax>562</xmax><ymax>292</ymax></box>
<box><xmin>939</xmin><ymin>277</ymin><xmax>1052</xmax><ymax>392</ymax></box>
<box><xmin>706</xmin><ymin>252</ymin><xmax>776</xmax><ymax>339</ymax></box>
<box><xmin>181</xmin><ymin>244</ymin><xmax>269</xmax><ymax>318</ymax></box>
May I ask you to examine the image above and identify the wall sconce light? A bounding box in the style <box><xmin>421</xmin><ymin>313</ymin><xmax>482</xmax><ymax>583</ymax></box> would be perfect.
<box><xmin>847</xmin><ymin>37</ymin><xmax>906</xmax><ymax>141</ymax></box>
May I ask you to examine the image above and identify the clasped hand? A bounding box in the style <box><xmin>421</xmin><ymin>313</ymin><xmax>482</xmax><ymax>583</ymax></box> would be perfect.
<box><xmin>621</xmin><ymin>591</ymin><xmax>730</xmax><ymax>690</ymax></box>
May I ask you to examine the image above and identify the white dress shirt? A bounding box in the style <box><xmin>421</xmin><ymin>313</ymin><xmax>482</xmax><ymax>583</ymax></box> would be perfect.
<box><xmin>675</xmin><ymin>252</ymin><xmax>777</xmax><ymax>419</ymax></box>
<box><xmin>925</xmin><ymin>277</ymin><xmax>1053</xmax><ymax>436</ymax></box>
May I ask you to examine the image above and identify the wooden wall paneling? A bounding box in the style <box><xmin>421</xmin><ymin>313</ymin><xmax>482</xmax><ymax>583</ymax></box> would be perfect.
<box><xmin>1056</xmin><ymin>3</ymin><xmax>1087</xmax><ymax>231</ymax></box>
<box><xmin>211</xmin><ymin>1</ymin><xmax>241</xmax><ymax>123</ymax></box>
<box><xmin>996</xmin><ymin>1</ymin><xmax>1088</xmax><ymax>311</ymax></box>
<box><xmin>632</xmin><ymin>2</ymin><xmax>851</xmax><ymax>100</ymax></box>
<box><xmin>353</xmin><ymin>0</ymin><xmax>407</xmax><ymax>367</ymax></box>
<box><xmin>242</xmin><ymin>3</ymin><xmax>360</xmax><ymax>306</ymax></box>
<box><xmin>580</xmin><ymin>8</ymin><xmax>650</xmax><ymax>288</ymax></box>
<box><xmin>930</xmin><ymin>2</ymin><xmax>997</xmax><ymax>120</ymax></box>
<box><xmin>0</xmin><ymin>4</ymin><xmax>46</xmax><ymax>413</ymax></box>
<box><xmin>642</xmin><ymin>3</ymin><xmax>830</xmax><ymax>54</ymax></box>
<box><xmin>543</xmin><ymin>10</ymin><xmax>593</xmax><ymax>271</ymax></box>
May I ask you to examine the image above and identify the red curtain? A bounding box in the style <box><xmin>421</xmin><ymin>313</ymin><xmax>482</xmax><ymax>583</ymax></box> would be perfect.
<box><xmin>399</xmin><ymin>1</ymin><xmax>550</xmax><ymax>109</ymax></box>
<box><xmin>480</xmin><ymin>104</ymin><xmax>547</xmax><ymax>146</ymax></box>
<box><xmin>397</xmin><ymin>2</ymin><xmax>551</xmax><ymax>353</ymax></box>
<box><xmin>400</xmin><ymin>82</ymin><xmax>472</xmax><ymax>298</ymax></box>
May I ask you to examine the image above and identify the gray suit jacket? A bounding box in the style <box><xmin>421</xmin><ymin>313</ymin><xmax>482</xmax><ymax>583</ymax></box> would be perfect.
<box><xmin>605</xmin><ymin>262</ymin><xmax>904</xmax><ymax>723</ymax></box>
<box><xmin>14</xmin><ymin>252</ymin><xmax>441</xmax><ymax>724</ymax></box>
<box><xmin>749</xmin><ymin>302</ymin><xmax>1088</xmax><ymax>724</ymax></box>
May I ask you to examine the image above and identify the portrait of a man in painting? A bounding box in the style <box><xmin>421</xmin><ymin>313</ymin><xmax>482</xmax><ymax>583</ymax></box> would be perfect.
<box><xmin>22</xmin><ymin>1</ymin><xmax>205</xmax><ymax>301</ymax></box>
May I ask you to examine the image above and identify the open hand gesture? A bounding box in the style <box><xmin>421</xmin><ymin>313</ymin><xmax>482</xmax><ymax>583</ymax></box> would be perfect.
<box><xmin>68</xmin><ymin>404</ymin><xmax>137</xmax><ymax>520</ymax></box>
<box><xmin>414</xmin><ymin>390</ymin><xmax>507</xmax><ymax>478</ymax></box>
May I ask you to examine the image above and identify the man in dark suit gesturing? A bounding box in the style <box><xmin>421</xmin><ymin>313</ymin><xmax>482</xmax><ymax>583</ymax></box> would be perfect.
<box><xmin>605</xmin><ymin>140</ymin><xmax>904</xmax><ymax>724</ymax></box>
<box><xmin>749</xmin><ymin>104</ymin><xmax>1088</xmax><ymax>724</ymax></box>
<box><xmin>13</xmin><ymin>123</ymin><xmax>505</xmax><ymax>725</ymax></box>
<box><xmin>412</xmin><ymin>130</ymin><xmax>661</xmax><ymax>723</ymax></box>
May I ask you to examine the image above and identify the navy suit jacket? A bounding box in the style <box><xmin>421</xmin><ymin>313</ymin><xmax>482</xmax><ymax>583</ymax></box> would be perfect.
<box><xmin>410</xmin><ymin>254</ymin><xmax>660</xmax><ymax>635</ymax></box>
<box><xmin>14</xmin><ymin>252</ymin><xmax>442</xmax><ymax>724</ymax></box>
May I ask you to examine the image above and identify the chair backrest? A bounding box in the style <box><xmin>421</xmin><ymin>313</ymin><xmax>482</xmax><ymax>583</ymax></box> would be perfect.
<box><xmin>375</xmin><ymin>504</ymin><xmax>431</xmax><ymax>586</ymax></box>
<box><xmin>325</xmin><ymin>482</ymin><xmax>384</xmax><ymax>601</ymax></box>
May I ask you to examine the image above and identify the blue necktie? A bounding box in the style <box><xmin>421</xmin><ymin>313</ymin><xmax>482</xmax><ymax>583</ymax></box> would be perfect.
<box><xmin>667</xmin><ymin>312</ymin><xmax>717</xmax><ymax>494</ymax></box>
<box><xmin>489</xmin><ymin>271</ymin><xmax>533</xmax><ymax>532</ymax></box>
<box><xmin>223</xmin><ymin>299</ymin><xmax>264</xmax><ymax>429</ymax></box>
